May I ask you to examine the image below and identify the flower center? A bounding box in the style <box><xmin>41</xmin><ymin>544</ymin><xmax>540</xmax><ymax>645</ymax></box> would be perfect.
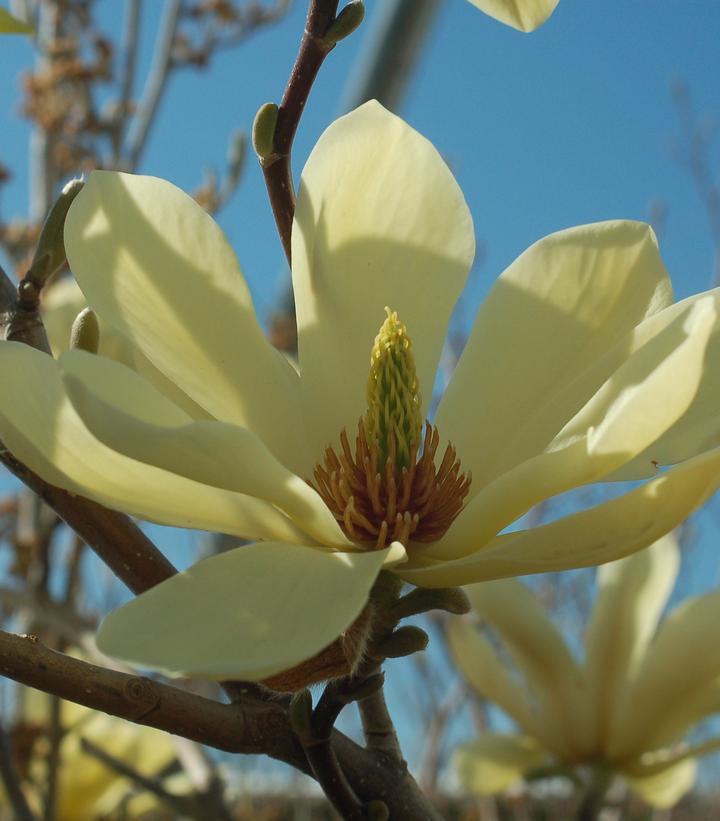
<box><xmin>310</xmin><ymin>308</ymin><xmax>471</xmax><ymax>549</ymax></box>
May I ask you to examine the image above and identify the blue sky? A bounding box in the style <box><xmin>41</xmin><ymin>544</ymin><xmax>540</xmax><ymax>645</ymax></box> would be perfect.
<box><xmin>3</xmin><ymin>0</ymin><xmax>720</xmax><ymax>786</ymax></box>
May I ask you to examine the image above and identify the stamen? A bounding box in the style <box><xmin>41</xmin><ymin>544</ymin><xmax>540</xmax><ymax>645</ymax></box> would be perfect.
<box><xmin>309</xmin><ymin>419</ymin><xmax>470</xmax><ymax>550</ymax></box>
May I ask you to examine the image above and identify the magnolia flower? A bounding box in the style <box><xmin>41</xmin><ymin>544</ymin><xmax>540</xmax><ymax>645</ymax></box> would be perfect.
<box><xmin>468</xmin><ymin>0</ymin><xmax>559</xmax><ymax>32</ymax></box>
<box><xmin>4</xmin><ymin>695</ymin><xmax>178</xmax><ymax>819</ymax></box>
<box><xmin>449</xmin><ymin>535</ymin><xmax>720</xmax><ymax>808</ymax></box>
<box><xmin>1</xmin><ymin>102</ymin><xmax>720</xmax><ymax>685</ymax></box>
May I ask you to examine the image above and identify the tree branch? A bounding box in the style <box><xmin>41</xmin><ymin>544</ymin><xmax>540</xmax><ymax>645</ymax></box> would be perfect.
<box><xmin>126</xmin><ymin>0</ymin><xmax>182</xmax><ymax>169</ymax></box>
<box><xmin>260</xmin><ymin>0</ymin><xmax>340</xmax><ymax>263</ymax></box>
<box><xmin>0</xmin><ymin>720</ymin><xmax>36</xmax><ymax>821</ymax></box>
<box><xmin>0</xmin><ymin>630</ymin><xmax>292</xmax><ymax>759</ymax></box>
<box><xmin>0</xmin><ymin>447</ymin><xmax>177</xmax><ymax>595</ymax></box>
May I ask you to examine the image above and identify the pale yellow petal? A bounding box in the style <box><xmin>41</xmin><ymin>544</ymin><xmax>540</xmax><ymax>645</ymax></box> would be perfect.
<box><xmin>437</xmin><ymin>221</ymin><xmax>673</xmax><ymax>494</ymax></box>
<box><xmin>623</xmin><ymin>757</ymin><xmax>697</xmax><ymax>809</ymax></box>
<box><xmin>42</xmin><ymin>277</ymin><xmax>212</xmax><ymax>419</ymax></box>
<box><xmin>0</xmin><ymin>8</ymin><xmax>32</xmax><ymax>33</ymax></box>
<box><xmin>447</xmin><ymin>619</ymin><xmax>542</xmax><ymax>742</ymax></box>
<box><xmin>467</xmin><ymin>0</ymin><xmax>559</xmax><ymax>31</ymax></box>
<box><xmin>454</xmin><ymin>735</ymin><xmax>545</xmax><ymax>796</ymax></box>
<box><xmin>57</xmin><ymin>715</ymin><xmax>176</xmax><ymax>820</ymax></box>
<box><xmin>292</xmin><ymin>101</ymin><xmax>474</xmax><ymax>455</ymax></box>
<box><xmin>400</xmin><ymin>447</ymin><xmax>720</xmax><ymax>587</ymax></box>
<box><xmin>61</xmin><ymin>350</ymin><xmax>349</xmax><ymax>547</ymax></box>
<box><xmin>609</xmin><ymin>588</ymin><xmax>720</xmax><ymax>760</ymax></box>
<box><xmin>606</xmin><ymin>289</ymin><xmax>720</xmax><ymax>480</ymax></box>
<box><xmin>464</xmin><ymin>580</ymin><xmax>587</xmax><ymax>759</ymax></box>
<box><xmin>64</xmin><ymin>171</ymin><xmax>309</xmax><ymax>474</ymax></box>
<box><xmin>0</xmin><ymin>342</ymin><xmax>305</xmax><ymax>542</ymax></box>
<box><xmin>97</xmin><ymin>542</ymin><xmax>392</xmax><ymax>680</ymax></box>
<box><xmin>434</xmin><ymin>296</ymin><xmax>714</xmax><ymax>560</ymax></box>
<box><xmin>583</xmin><ymin>535</ymin><xmax>679</xmax><ymax>753</ymax></box>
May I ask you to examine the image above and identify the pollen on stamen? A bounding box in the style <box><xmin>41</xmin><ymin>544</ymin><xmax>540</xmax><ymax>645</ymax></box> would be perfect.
<box><xmin>310</xmin><ymin>420</ymin><xmax>471</xmax><ymax>550</ymax></box>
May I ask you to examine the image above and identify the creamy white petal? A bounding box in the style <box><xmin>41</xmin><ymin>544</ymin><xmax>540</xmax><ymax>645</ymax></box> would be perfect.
<box><xmin>437</xmin><ymin>222</ymin><xmax>673</xmax><ymax>494</ymax></box>
<box><xmin>433</xmin><ymin>296</ymin><xmax>714</xmax><ymax>561</ymax></box>
<box><xmin>64</xmin><ymin>171</ymin><xmax>309</xmax><ymax>474</ymax></box>
<box><xmin>61</xmin><ymin>350</ymin><xmax>349</xmax><ymax>548</ymax></box>
<box><xmin>467</xmin><ymin>0</ymin><xmax>559</xmax><ymax>32</ymax></box>
<box><xmin>609</xmin><ymin>588</ymin><xmax>720</xmax><ymax>760</ymax></box>
<box><xmin>97</xmin><ymin>542</ymin><xmax>392</xmax><ymax>680</ymax></box>
<box><xmin>292</xmin><ymin>101</ymin><xmax>474</xmax><ymax>454</ymax></box>
<box><xmin>583</xmin><ymin>535</ymin><xmax>679</xmax><ymax>753</ymax></box>
<box><xmin>399</xmin><ymin>447</ymin><xmax>720</xmax><ymax>586</ymax></box>
<box><xmin>0</xmin><ymin>8</ymin><xmax>32</xmax><ymax>33</ymax></box>
<box><xmin>454</xmin><ymin>735</ymin><xmax>545</xmax><ymax>796</ymax></box>
<box><xmin>606</xmin><ymin>290</ymin><xmax>720</xmax><ymax>480</ymax></box>
<box><xmin>465</xmin><ymin>580</ymin><xmax>588</xmax><ymax>759</ymax></box>
<box><xmin>623</xmin><ymin>757</ymin><xmax>697</xmax><ymax>809</ymax></box>
<box><xmin>0</xmin><ymin>342</ymin><xmax>305</xmax><ymax>542</ymax></box>
<box><xmin>447</xmin><ymin>619</ymin><xmax>544</xmax><ymax>743</ymax></box>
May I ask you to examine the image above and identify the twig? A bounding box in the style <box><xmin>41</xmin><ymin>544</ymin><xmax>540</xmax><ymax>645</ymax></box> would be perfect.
<box><xmin>303</xmin><ymin>739</ymin><xmax>365</xmax><ymax>820</ymax></box>
<box><xmin>261</xmin><ymin>0</ymin><xmax>340</xmax><ymax>263</ymax></box>
<box><xmin>0</xmin><ymin>720</ymin><xmax>36</xmax><ymax>821</ymax></box>
<box><xmin>42</xmin><ymin>695</ymin><xmax>62</xmax><ymax>821</ymax></box>
<box><xmin>358</xmin><ymin>683</ymin><xmax>403</xmax><ymax>764</ymax></box>
<box><xmin>81</xmin><ymin>736</ymin><xmax>214</xmax><ymax>821</ymax></box>
<box><xmin>0</xmin><ymin>446</ymin><xmax>177</xmax><ymax>595</ymax></box>
<box><xmin>112</xmin><ymin>0</ymin><xmax>142</xmax><ymax>166</ymax></box>
<box><xmin>0</xmin><ymin>630</ymin><xmax>285</xmax><ymax>758</ymax></box>
<box><xmin>126</xmin><ymin>0</ymin><xmax>182</xmax><ymax>169</ymax></box>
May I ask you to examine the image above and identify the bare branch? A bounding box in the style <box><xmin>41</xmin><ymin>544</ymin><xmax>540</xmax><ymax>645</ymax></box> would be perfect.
<box><xmin>126</xmin><ymin>0</ymin><xmax>182</xmax><ymax>169</ymax></box>
<box><xmin>260</xmin><ymin>0</ymin><xmax>341</xmax><ymax>263</ymax></box>
<box><xmin>0</xmin><ymin>720</ymin><xmax>36</xmax><ymax>821</ymax></box>
<box><xmin>112</xmin><ymin>0</ymin><xmax>142</xmax><ymax>166</ymax></box>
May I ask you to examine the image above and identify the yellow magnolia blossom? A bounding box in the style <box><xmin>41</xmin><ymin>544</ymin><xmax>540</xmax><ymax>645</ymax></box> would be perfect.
<box><xmin>1</xmin><ymin>102</ymin><xmax>720</xmax><ymax>682</ymax></box>
<box><xmin>449</xmin><ymin>535</ymin><xmax>720</xmax><ymax>809</ymax></box>
<box><xmin>467</xmin><ymin>0</ymin><xmax>559</xmax><ymax>32</ymax></box>
<box><xmin>1</xmin><ymin>694</ymin><xmax>178</xmax><ymax>819</ymax></box>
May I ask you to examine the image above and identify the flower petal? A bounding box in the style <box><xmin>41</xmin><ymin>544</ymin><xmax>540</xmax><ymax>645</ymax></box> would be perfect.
<box><xmin>399</xmin><ymin>447</ymin><xmax>720</xmax><ymax>586</ymax></box>
<box><xmin>467</xmin><ymin>0</ymin><xmax>559</xmax><ymax>32</ymax></box>
<box><xmin>292</xmin><ymin>101</ymin><xmax>475</xmax><ymax>454</ymax></box>
<box><xmin>582</xmin><ymin>535</ymin><xmax>679</xmax><ymax>753</ymax></box>
<box><xmin>453</xmin><ymin>735</ymin><xmax>545</xmax><ymax>796</ymax></box>
<box><xmin>60</xmin><ymin>349</ymin><xmax>349</xmax><ymax>548</ymax></box>
<box><xmin>447</xmin><ymin>619</ymin><xmax>541</xmax><ymax>741</ymax></box>
<box><xmin>464</xmin><ymin>580</ymin><xmax>587</xmax><ymax>759</ymax></box>
<box><xmin>606</xmin><ymin>290</ymin><xmax>720</xmax><ymax>481</ymax></box>
<box><xmin>609</xmin><ymin>588</ymin><xmax>720</xmax><ymax>761</ymax></box>
<box><xmin>0</xmin><ymin>342</ymin><xmax>305</xmax><ymax>542</ymax></box>
<box><xmin>436</xmin><ymin>222</ymin><xmax>673</xmax><ymax>494</ymax></box>
<box><xmin>434</xmin><ymin>297</ymin><xmax>715</xmax><ymax>560</ymax></box>
<box><xmin>0</xmin><ymin>8</ymin><xmax>32</xmax><ymax>33</ymax></box>
<box><xmin>623</xmin><ymin>757</ymin><xmax>697</xmax><ymax>809</ymax></box>
<box><xmin>64</xmin><ymin>171</ymin><xmax>309</xmax><ymax>474</ymax></box>
<box><xmin>97</xmin><ymin>542</ymin><xmax>393</xmax><ymax>680</ymax></box>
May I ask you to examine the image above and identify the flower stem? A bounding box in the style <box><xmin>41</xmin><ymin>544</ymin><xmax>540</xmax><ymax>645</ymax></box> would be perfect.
<box><xmin>261</xmin><ymin>0</ymin><xmax>341</xmax><ymax>264</ymax></box>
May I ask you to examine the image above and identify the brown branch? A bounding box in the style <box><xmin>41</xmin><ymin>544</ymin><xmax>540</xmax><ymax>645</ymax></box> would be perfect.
<box><xmin>80</xmin><ymin>736</ymin><xmax>224</xmax><ymax>821</ymax></box>
<box><xmin>0</xmin><ymin>630</ymin><xmax>294</xmax><ymax>760</ymax></box>
<box><xmin>0</xmin><ymin>447</ymin><xmax>177</xmax><ymax>595</ymax></box>
<box><xmin>261</xmin><ymin>0</ymin><xmax>340</xmax><ymax>263</ymax></box>
<box><xmin>0</xmin><ymin>720</ymin><xmax>36</xmax><ymax>821</ymax></box>
<box><xmin>358</xmin><ymin>683</ymin><xmax>403</xmax><ymax>764</ymax></box>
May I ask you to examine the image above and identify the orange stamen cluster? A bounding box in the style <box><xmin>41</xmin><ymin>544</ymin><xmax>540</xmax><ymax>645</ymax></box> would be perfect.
<box><xmin>311</xmin><ymin>419</ymin><xmax>471</xmax><ymax>549</ymax></box>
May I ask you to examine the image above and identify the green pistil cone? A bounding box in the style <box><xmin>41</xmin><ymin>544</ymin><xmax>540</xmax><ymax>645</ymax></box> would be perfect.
<box><xmin>364</xmin><ymin>307</ymin><xmax>422</xmax><ymax>470</ymax></box>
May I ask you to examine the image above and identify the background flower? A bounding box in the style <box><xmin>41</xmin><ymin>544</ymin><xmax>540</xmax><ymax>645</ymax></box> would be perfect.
<box><xmin>449</xmin><ymin>534</ymin><xmax>720</xmax><ymax>808</ymax></box>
